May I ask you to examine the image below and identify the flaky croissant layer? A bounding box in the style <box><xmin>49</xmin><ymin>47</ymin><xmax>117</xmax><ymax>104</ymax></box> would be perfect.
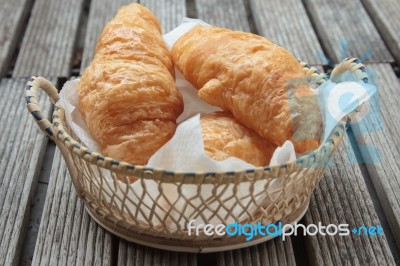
<box><xmin>172</xmin><ymin>26</ymin><xmax>322</xmax><ymax>154</ymax></box>
<box><xmin>80</xmin><ymin>3</ymin><xmax>183</xmax><ymax>166</ymax></box>
<box><xmin>201</xmin><ymin>112</ymin><xmax>276</xmax><ymax>166</ymax></box>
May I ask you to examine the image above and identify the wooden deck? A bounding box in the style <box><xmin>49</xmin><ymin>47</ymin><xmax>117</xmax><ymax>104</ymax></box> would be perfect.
<box><xmin>1</xmin><ymin>0</ymin><xmax>400</xmax><ymax>265</ymax></box>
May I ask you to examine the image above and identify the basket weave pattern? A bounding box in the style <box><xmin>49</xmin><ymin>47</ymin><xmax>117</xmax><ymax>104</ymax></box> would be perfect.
<box><xmin>25</xmin><ymin>58</ymin><xmax>368</xmax><ymax>251</ymax></box>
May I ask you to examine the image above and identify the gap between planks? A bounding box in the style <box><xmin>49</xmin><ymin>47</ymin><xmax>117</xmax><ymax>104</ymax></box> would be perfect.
<box><xmin>302</xmin><ymin>0</ymin><xmax>393</xmax><ymax>63</ymax></box>
<box><xmin>304</xmin><ymin>133</ymin><xmax>395</xmax><ymax>265</ymax></box>
<box><xmin>12</xmin><ymin>0</ymin><xmax>85</xmax><ymax>78</ymax></box>
<box><xmin>0</xmin><ymin>78</ymin><xmax>54</xmax><ymax>266</ymax></box>
<box><xmin>0</xmin><ymin>0</ymin><xmax>33</xmax><ymax>78</ymax></box>
<box><xmin>32</xmin><ymin>148</ymin><xmax>113</xmax><ymax>266</ymax></box>
<box><xmin>351</xmin><ymin>63</ymin><xmax>400</xmax><ymax>253</ymax></box>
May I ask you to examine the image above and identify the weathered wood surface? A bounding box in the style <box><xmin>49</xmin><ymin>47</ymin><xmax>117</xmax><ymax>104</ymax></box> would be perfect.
<box><xmin>141</xmin><ymin>0</ymin><xmax>186</xmax><ymax>33</ymax></box>
<box><xmin>304</xmin><ymin>135</ymin><xmax>395</xmax><ymax>265</ymax></box>
<box><xmin>1</xmin><ymin>0</ymin><xmax>400</xmax><ymax>265</ymax></box>
<box><xmin>80</xmin><ymin>0</ymin><xmax>136</xmax><ymax>73</ymax></box>
<box><xmin>196</xmin><ymin>0</ymin><xmax>250</xmax><ymax>31</ymax></box>
<box><xmin>118</xmin><ymin>240</ymin><xmax>197</xmax><ymax>266</ymax></box>
<box><xmin>13</xmin><ymin>0</ymin><xmax>85</xmax><ymax>78</ymax></box>
<box><xmin>303</xmin><ymin>0</ymin><xmax>393</xmax><ymax>63</ymax></box>
<box><xmin>350</xmin><ymin>63</ymin><xmax>400</xmax><ymax>252</ymax></box>
<box><xmin>249</xmin><ymin>0</ymin><xmax>324</xmax><ymax>65</ymax></box>
<box><xmin>0</xmin><ymin>0</ymin><xmax>32</xmax><ymax>78</ymax></box>
<box><xmin>362</xmin><ymin>0</ymin><xmax>400</xmax><ymax>64</ymax></box>
<box><xmin>21</xmin><ymin>182</ymin><xmax>49</xmax><ymax>266</ymax></box>
<box><xmin>0</xmin><ymin>78</ymin><xmax>53</xmax><ymax>266</ymax></box>
<box><xmin>216</xmin><ymin>238</ymin><xmax>296</xmax><ymax>266</ymax></box>
<box><xmin>32</xmin><ymin>148</ymin><xmax>113</xmax><ymax>266</ymax></box>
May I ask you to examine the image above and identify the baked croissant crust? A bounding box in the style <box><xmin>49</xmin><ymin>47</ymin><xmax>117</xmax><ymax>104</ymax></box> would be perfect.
<box><xmin>201</xmin><ymin>112</ymin><xmax>276</xmax><ymax>166</ymax></box>
<box><xmin>172</xmin><ymin>26</ymin><xmax>322</xmax><ymax>154</ymax></box>
<box><xmin>79</xmin><ymin>4</ymin><xmax>183</xmax><ymax>166</ymax></box>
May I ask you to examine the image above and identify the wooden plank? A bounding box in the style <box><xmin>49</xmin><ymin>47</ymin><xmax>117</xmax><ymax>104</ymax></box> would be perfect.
<box><xmin>0</xmin><ymin>78</ymin><xmax>53</xmax><ymax>266</ymax></box>
<box><xmin>350</xmin><ymin>63</ymin><xmax>400</xmax><ymax>252</ymax></box>
<box><xmin>20</xmin><ymin>182</ymin><xmax>49</xmax><ymax>266</ymax></box>
<box><xmin>32</xmin><ymin>148</ymin><xmax>113</xmax><ymax>265</ymax></box>
<box><xmin>362</xmin><ymin>0</ymin><xmax>400</xmax><ymax>65</ymax></box>
<box><xmin>118</xmin><ymin>240</ymin><xmax>197</xmax><ymax>266</ymax></box>
<box><xmin>80</xmin><ymin>0</ymin><xmax>136</xmax><ymax>73</ymax></box>
<box><xmin>303</xmin><ymin>0</ymin><xmax>393</xmax><ymax>63</ymax></box>
<box><xmin>249</xmin><ymin>0</ymin><xmax>324</xmax><ymax>65</ymax></box>
<box><xmin>141</xmin><ymin>0</ymin><xmax>186</xmax><ymax>33</ymax></box>
<box><xmin>0</xmin><ymin>0</ymin><xmax>33</xmax><ymax>78</ymax></box>
<box><xmin>196</xmin><ymin>0</ymin><xmax>250</xmax><ymax>31</ymax></box>
<box><xmin>304</xmin><ymin>135</ymin><xmax>395</xmax><ymax>265</ymax></box>
<box><xmin>12</xmin><ymin>0</ymin><xmax>85</xmax><ymax>78</ymax></box>
<box><xmin>216</xmin><ymin>238</ymin><xmax>296</xmax><ymax>266</ymax></box>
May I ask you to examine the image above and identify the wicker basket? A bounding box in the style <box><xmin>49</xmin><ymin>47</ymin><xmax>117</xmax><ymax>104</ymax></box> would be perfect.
<box><xmin>25</xmin><ymin>58</ymin><xmax>368</xmax><ymax>253</ymax></box>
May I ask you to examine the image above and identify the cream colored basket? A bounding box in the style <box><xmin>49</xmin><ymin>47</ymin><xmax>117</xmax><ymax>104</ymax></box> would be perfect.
<box><xmin>25</xmin><ymin>58</ymin><xmax>368</xmax><ymax>253</ymax></box>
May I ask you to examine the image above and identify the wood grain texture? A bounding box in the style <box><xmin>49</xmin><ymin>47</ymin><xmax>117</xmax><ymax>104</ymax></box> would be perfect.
<box><xmin>80</xmin><ymin>0</ymin><xmax>136</xmax><ymax>73</ymax></box>
<box><xmin>0</xmin><ymin>0</ymin><xmax>32</xmax><ymax>78</ymax></box>
<box><xmin>303</xmin><ymin>0</ymin><xmax>393</xmax><ymax>63</ymax></box>
<box><xmin>350</xmin><ymin>63</ymin><xmax>400</xmax><ymax>252</ymax></box>
<box><xmin>32</xmin><ymin>148</ymin><xmax>113</xmax><ymax>266</ymax></box>
<box><xmin>362</xmin><ymin>0</ymin><xmax>400</xmax><ymax>64</ymax></box>
<box><xmin>118</xmin><ymin>240</ymin><xmax>197</xmax><ymax>266</ymax></box>
<box><xmin>304</xmin><ymin>135</ymin><xmax>395</xmax><ymax>265</ymax></box>
<box><xmin>12</xmin><ymin>0</ymin><xmax>85</xmax><ymax>78</ymax></box>
<box><xmin>216</xmin><ymin>237</ymin><xmax>296</xmax><ymax>266</ymax></box>
<box><xmin>0</xmin><ymin>78</ymin><xmax>53</xmax><ymax>266</ymax></box>
<box><xmin>141</xmin><ymin>0</ymin><xmax>186</xmax><ymax>33</ymax></box>
<box><xmin>249</xmin><ymin>0</ymin><xmax>324</xmax><ymax>65</ymax></box>
<box><xmin>196</xmin><ymin>0</ymin><xmax>250</xmax><ymax>31</ymax></box>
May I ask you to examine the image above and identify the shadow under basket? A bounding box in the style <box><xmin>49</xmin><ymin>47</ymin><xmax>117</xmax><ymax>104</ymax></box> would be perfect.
<box><xmin>25</xmin><ymin>58</ymin><xmax>369</xmax><ymax>253</ymax></box>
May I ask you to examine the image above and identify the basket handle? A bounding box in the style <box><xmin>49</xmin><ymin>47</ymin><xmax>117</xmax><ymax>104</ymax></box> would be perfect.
<box><xmin>330</xmin><ymin>58</ymin><xmax>368</xmax><ymax>83</ymax></box>
<box><xmin>300</xmin><ymin>61</ymin><xmax>328</xmax><ymax>85</ymax></box>
<box><xmin>329</xmin><ymin>58</ymin><xmax>370</xmax><ymax>122</ymax></box>
<box><xmin>25</xmin><ymin>77</ymin><xmax>59</xmax><ymax>140</ymax></box>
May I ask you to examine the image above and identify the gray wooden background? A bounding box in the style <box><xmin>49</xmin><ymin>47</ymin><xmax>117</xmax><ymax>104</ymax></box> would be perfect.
<box><xmin>0</xmin><ymin>0</ymin><xmax>399</xmax><ymax>265</ymax></box>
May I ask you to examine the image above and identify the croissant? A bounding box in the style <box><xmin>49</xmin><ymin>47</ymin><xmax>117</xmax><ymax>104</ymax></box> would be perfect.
<box><xmin>201</xmin><ymin>112</ymin><xmax>276</xmax><ymax>166</ymax></box>
<box><xmin>172</xmin><ymin>26</ymin><xmax>322</xmax><ymax>154</ymax></box>
<box><xmin>79</xmin><ymin>4</ymin><xmax>183</xmax><ymax>167</ymax></box>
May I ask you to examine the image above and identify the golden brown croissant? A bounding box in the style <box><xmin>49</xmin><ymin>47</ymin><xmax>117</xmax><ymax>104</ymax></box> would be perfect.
<box><xmin>79</xmin><ymin>4</ymin><xmax>183</xmax><ymax>167</ymax></box>
<box><xmin>201</xmin><ymin>112</ymin><xmax>276</xmax><ymax>166</ymax></box>
<box><xmin>172</xmin><ymin>26</ymin><xmax>322</xmax><ymax>154</ymax></box>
